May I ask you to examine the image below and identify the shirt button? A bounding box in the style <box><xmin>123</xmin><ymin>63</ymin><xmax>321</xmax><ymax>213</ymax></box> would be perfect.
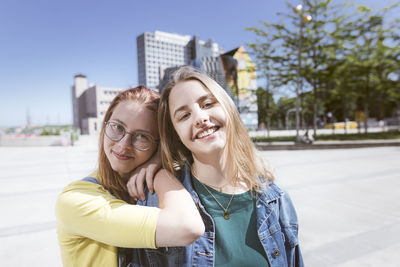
<box><xmin>256</xmin><ymin>204</ymin><xmax>261</xmax><ymax>208</ymax></box>
<box><xmin>272</xmin><ymin>249</ymin><xmax>280</xmax><ymax>258</ymax></box>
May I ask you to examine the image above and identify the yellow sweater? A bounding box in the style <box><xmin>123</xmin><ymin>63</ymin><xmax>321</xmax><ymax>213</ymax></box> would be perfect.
<box><xmin>55</xmin><ymin>178</ymin><xmax>159</xmax><ymax>267</ymax></box>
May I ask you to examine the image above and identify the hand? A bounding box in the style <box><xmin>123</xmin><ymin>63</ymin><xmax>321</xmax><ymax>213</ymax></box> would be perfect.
<box><xmin>127</xmin><ymin>149</ymin><xmax>161</xmax><ymax>201</ymax></box>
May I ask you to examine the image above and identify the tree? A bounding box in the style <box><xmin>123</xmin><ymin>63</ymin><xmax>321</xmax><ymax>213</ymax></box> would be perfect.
<box><xmin>247</xmin><ymin>0</ymin><xmax>400</xmax><ymax>133</ymax></box>
<box><xmin>256</xmin><ymin>86</ymin><xmax>277</xmax><ymax>136</ymax></box>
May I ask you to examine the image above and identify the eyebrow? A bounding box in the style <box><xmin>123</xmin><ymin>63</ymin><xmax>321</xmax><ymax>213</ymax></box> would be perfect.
<box><xmin>110</xmin><ymin>119</ymin><xmax>126</xmax><ymax>127</ymax></box>
<box><xmin>173</xmin><ymin>94</ymin><xmax>212</xmax><ymax>119</ymax></box>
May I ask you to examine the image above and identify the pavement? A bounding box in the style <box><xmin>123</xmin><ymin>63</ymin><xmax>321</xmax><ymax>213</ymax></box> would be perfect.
<box><xmin>0</xmin><ymin>142</ymin><xmax>399</xmax><ymax>266</ymax></box>
<box><xmin>263</xmin><ymin>147</ymin><xmax>400</xmax><ymax>267</ymax></box>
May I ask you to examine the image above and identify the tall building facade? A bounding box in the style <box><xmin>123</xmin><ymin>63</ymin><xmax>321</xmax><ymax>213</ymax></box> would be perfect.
<box><xmin>137</xmin><ymin>31</ymin><xmax>258</xmax><ymax>128</ymax></box>
<box><xmin>136</xmin><ymin>31</ymin><xmax>224</xmax><ymax>89</ymax></box>
<box><xmin>71</xmin><ymin>75</ymin><xmax>125</xmax><ymax>135</ymax></box>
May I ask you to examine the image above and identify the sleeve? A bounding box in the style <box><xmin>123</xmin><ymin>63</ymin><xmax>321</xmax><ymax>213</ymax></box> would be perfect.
<box><xmin>278</xmin><ymin>189</ymin><xmax>304</xmax><ymax>267</ymax></box>
<box><xmin>55</xmin><ymin>181</ymin><xmax>160</xmax><ymax>249</ymax></box>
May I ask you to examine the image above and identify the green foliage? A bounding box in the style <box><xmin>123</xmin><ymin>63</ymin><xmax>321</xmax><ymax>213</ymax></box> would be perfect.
<box><xmin>256</xmin><ymin>87</ymin><xmax>278</xmax><ymax>128</ymax></box>
<box><xmin>40</xmin><ymin>127</ymin><xmax>60</xmax><ymax>136</ymax></box>
<box><xmin>251</xmin><ymin>130</ymin><xmax>400</xmax><ymax>142</ymax></box>
<box><xmin>252</xmin><ymin>135</ymin><xmax>296</xmax><ymax>142</ymax></box>
<box><xmin>246</xmin><ymin>0</ymin><xmax>400</xmax><ymax>132</ymax></box>
<box><xmin>5</xmin><ymin>128</ymin><xmax>15</xmax><ymax>134</ymax></box>
<box><xmin>39</xmin><ymin>125</ymin><xmax>74</xmax><ymax>136</ymax></box>
<box><xmin>315</xmin><ymin>131</ymin><xmax>400</xmax><ymax>140</ymax></box>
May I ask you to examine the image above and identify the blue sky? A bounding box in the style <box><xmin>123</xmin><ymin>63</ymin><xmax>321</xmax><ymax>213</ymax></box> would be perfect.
<box><xmin>0</xmin><ymin>0</ymin><xmax>398</xmax><ymax>127</ymax></box>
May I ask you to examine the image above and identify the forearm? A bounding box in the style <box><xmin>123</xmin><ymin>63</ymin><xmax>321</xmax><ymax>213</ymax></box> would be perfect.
<box><xmin>153</xmin><ymin>169</ymin><xmax>205</xmax><ymax>247</ymax></box>
<box><xmin>56</xmin><ymin>182</ymin><xmax>159</xmax><ymax>248</ymax></box>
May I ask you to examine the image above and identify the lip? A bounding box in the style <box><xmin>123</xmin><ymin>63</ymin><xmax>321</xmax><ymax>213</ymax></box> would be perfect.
<box><xmin>112</xmin><ymin>151</ymin><xmax>133</xmax><ymax>160</ymax></box>
<box><xmin>194</xmin><ymin>126</ymin><xmax>220</xmax><ymax>140</ymax></box>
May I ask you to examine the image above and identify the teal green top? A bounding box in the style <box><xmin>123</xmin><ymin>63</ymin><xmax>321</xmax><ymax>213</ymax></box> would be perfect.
<box><xmin>192</xmin><ymin>176</ymin><xmax>270</xmax><ymax>267</ymax></box>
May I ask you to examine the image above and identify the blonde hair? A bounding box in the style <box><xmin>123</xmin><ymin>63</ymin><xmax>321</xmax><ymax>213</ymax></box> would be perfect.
<box><xmin>158</xmin><ymin>66</ymin><xmax>273</xmax><ymax>192</ymax></box>
<box><xmin>98</xmin><ymin>86</ymin><xmax>160</xmax><ymax>202</ymax></box>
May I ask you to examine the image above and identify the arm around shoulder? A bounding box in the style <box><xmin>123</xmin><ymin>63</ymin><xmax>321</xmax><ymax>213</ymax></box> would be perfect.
<box><xmin>154</xmin><ymin>169</ymin><xmax>205</xmax><ymax>247</ymax></box>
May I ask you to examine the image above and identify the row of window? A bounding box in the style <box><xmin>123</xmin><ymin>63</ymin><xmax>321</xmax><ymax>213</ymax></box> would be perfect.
<box><xmin>146</xmin><ymin>54</ymin><xmax>184</xmax><ymax>60</ymax></box>
<box><xmin>146</xmin><ymin>57</ymin><xmax>184</xmax><ymax>64</ymax></box>
<box><xmin>146</xmin><ymin>60</ymin><xmax>180</xmax><ymax>65</ymax></box>
<box><xmin>146</xmin><ymin>59</ymin><xmax>183</xmax><ymax>66</ymax></box>
<box><xmin>147</xmin><ymin>70</ymin><xmax>158</xmax><ymax>75</ymax></box>
<box><xmin>103</xmin><ymin>90</ymin><xmax>119</xmax><ymax>95</ymax></box>
<box><xmin>147</xmin><ymin>43</ymin><xmax>184</xmax><ymax>49</ymax></box>
<box><xmin>147</xmin><ymin>75</ymin><xmax>159</xmax><ymax>81</ymax></box>
<box><xmin>145</xmin><ymin>39</ymin><xmax>184</xmax><ymax>48</ymax></box>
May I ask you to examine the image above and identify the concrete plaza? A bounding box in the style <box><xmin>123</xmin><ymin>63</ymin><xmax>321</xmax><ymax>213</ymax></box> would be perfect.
<box><xmin>0</xmin><ymin>144</ymin><xmax>399</xmax><ymax>266</ymax></box>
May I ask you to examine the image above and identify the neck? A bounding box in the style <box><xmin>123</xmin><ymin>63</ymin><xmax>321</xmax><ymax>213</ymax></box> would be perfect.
<box><xmin>192</xmin><ymin>159</ymin><xmax>227</xmax><ymax>184</ymax></box>
<box><xmin>192</xmin><ymin>155</ymin><xmax>248</xmax><ymax>194</ymax></box>
<box><xmin>119</xmin><ymin>172</ymin><xmax>129</xmax><ymax>180</ymax></box>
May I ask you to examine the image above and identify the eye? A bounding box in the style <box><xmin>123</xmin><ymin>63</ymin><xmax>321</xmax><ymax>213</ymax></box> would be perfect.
<box><xmin>178</xmin><ymin>112</ymin><xmax>190</xmax><ymax>121</ymax></box>
<box><xmin>111</xmin><ymin>122</ymin><xmax>125</xmax><ymax>133</ymax></box>
<box><xmin>136</xmin><ymin>133</ymin><xmax>151</xmax><ymax>142</ymax></box>
<box><xmin>202</xmin><ymin>100</ymin><xmax>216</xmax><ymax>109</ymax></box>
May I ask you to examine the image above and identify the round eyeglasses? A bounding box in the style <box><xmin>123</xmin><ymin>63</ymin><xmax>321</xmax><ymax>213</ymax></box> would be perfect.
<box><xmin>104</xmin><ymin>121</ymin><xmax>158</xmax><ymax>151</ymax></box>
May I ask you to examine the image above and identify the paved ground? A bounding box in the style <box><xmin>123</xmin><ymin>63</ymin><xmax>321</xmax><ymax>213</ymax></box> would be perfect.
<box><xmin>263</xmin><ymin>147</ymin><xmax>400</xmax><ymax>266</ymax></box>
<box><xmin>0</xmin><ymin>144</ymin><xmax>399</xmax><ymax>266</ymax></box>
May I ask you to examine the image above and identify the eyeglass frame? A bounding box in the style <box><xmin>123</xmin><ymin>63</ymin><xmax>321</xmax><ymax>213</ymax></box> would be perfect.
<box><xmin>104</xmin><ymin>121</ymin><xmax>159</xmax><ymax>151</ymax></box>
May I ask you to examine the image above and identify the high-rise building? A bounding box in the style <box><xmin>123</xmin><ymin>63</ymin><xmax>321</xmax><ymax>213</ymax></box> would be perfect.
<box><xmin>71</xmin><ymin>74</ymin><xmax>125</xmax><ymax>135</ymax></box>
<box><xmin>136</xmin><ymin>31</ymin><xmax>224</xmax><ymax>89</ymax></box>
<box><xmin>137</xmin><ymin>31</ymin><xmax>259</xmax><ymax>128</ymax></box>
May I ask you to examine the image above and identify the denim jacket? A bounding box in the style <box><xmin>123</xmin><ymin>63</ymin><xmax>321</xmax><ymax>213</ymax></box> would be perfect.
<box><xmin>121</xmin><ymin>164</ymin><xmax>304</xmax><ymax>267</ymax></box>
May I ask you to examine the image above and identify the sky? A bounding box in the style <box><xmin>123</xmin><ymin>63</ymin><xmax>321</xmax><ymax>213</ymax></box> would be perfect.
<box><xmin>0</xmin><ymin>0</ymin><xmax>398</xmax><ymax>127</ymax></box>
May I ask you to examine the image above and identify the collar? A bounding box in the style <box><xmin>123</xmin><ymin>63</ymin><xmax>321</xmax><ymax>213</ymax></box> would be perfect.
<box><xmin>180</xmin><ymin>163</ymin><xmax>201</xmax><ymax>203</ymax></box>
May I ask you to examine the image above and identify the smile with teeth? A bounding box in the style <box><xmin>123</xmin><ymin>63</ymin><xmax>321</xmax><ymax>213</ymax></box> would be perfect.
<box><xmin>196</xmin><ymin>127</ymin><xmax>218</xmax><ymax>139</ymax></box>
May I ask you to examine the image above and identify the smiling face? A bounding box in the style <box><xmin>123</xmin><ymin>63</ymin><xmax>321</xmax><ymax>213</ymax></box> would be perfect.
<box><xmin>103</xmin><ymin>100</ymin><xmax>158</xmax><ymax>178</ymax></box>
<box><xmin>168</xmin><ymin>80</ymin><xmax>227</xmax><ymax>158</ymax></box>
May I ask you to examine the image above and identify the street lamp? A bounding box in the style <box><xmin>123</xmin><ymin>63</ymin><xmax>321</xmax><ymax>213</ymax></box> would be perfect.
<box><xmin>294</xmin><ymin>4</ymin><xmax>312</xmax><ymax>143</ymax></box>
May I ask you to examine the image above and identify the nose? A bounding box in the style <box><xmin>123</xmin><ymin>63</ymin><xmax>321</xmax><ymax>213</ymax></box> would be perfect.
<box><xmin>193</xmin><ymin>107</ymin><xmax>209</xmax><ymax>127</ymax></box>
<box><xmin>119</xmin><ymin>133</ymin><xmax>133</xmax><ymax>147</ymax></box>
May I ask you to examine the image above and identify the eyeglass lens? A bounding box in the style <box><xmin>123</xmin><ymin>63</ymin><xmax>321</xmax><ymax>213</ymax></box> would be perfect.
<box><xmin>105</xmin><ymin>122</ymin><xmax>153</xmax><ymax>150</ymax></box>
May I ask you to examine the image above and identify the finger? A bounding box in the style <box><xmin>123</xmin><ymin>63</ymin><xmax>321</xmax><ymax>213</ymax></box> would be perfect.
<box><xmin>136</xmin><ymin>168</ymin><xmax>146</xmax><ymax>201</ymax></box>
<box><xmin>146</xmin><ymin>166</ymin><xmax>156</xmax><ymax>194</ymax></box>
<box><xmin>130</xmin><ymin>165</ymin><xmax>141</xmax><ymax>176</ymax></box>
<box><xmin>127</xmin><ymin>175</ymin><xmax>139</xmax><ymax>200</ymax></box>
<box><xmin>127</xmin><ymin>176</ymin><xmax>135</xmax><ymax>198</ymax></box>
<box><xmin>127</xmin><ymin>177</ymin><xmax>134</xmax><ymax>197</ymax></box>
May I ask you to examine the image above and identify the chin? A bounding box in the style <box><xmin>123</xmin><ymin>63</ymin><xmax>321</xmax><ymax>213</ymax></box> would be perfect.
<box><xmin>111</xmin><ymin>164</ymin><xmax>132</xmax><ymax>177</ymax></box>
<box><xmin>194</xmin><ymin>143</ymin><xmax>225</xmax><ymax>155</ymax></box>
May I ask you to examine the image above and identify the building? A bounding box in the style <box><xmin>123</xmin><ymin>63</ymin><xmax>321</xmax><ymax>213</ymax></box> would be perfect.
<box><xmin>71</xmin><ymin>74</ymin><xmax>125</xmax><ymax>135</ymax></box>
<box><xmin>136</xmin><ymin>31</ymin><xmax>224</xmax><ymax>89</ymax></box>
<box><xmin>221</xmin><ymin>46</ymin><xmax>258</xmax><ymax>128</ymax></box>
<box><xmin>137</xmin><ymin>31</ymin><xmax>258</xmax><ymax>128</ymax></box>
<box><xmin>157</xmin><ymin>45</ymin><xmax>259</xmax><ymax>128</ymax></box>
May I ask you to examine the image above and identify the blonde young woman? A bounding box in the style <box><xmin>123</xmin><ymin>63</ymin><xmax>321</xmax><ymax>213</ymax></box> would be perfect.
<box><xmin>55</xmin><ymin>86</ymin><xmax>204</xmax><ymax>267</ymax></box>
<box><xmin>129</xmin><ymin>67</ymin><xmax>304</xmax><ymax>267</ymax></box>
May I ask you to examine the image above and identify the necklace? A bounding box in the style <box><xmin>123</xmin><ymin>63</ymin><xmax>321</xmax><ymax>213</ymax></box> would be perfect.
<box><xmin>191</xmin><ymin>166</ymin><xmax>236</xmax><ymax>220</ymax></box>
<box><xmin>200</xmin><ymin>181</ymin><xmax>224</xmax><ymax>192</ymax></box>
<box><xmin>199</xmin><ymin>181</ymin><xmax>235</xmax><ymax>220</ymax></box>
<box><xmin>191</xmin><ymin>166</ymin><xmax>232</xmax><ymax>192</ymax></box>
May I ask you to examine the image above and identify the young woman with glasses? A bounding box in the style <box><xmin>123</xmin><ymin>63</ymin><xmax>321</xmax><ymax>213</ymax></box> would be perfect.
<box><xmin>55</xmin><ymin>86</ymin><xmax>204</xmax><ymax>267</ymax></box>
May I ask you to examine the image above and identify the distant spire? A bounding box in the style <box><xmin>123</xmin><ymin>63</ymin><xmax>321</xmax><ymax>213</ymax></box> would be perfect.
<box><xmin>74</xmin><ymin>73</ymin><xmax>87</xmax><ymax>78</ymax></box>
<box><xmin>26</xmin><ymin>108</ymin><xmax>31</xmax><ymax>128</ymax></box>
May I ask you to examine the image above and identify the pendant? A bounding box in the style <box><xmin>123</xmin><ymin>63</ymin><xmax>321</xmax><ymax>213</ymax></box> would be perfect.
<box><xmin>223</xmin><ymin>212</ymin><xmax>230</xmax><ymax>220</ymax></box>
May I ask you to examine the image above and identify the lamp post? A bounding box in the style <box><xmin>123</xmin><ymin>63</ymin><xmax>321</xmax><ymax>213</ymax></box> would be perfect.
<box><xmin>294</xmin><ymin>4</ymin><xmax>312</xmax><ymax>142</ymax></box>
